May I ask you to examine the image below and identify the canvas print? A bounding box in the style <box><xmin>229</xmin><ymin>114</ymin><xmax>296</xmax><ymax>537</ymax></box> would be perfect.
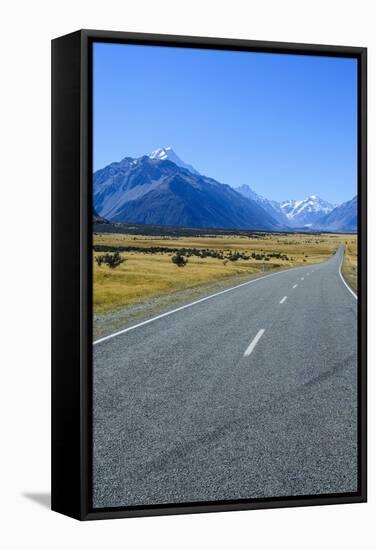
<box><xmin>92</xmin><ymin>43</ymin><xmax>358</xmax><ymax>509</ymax></box>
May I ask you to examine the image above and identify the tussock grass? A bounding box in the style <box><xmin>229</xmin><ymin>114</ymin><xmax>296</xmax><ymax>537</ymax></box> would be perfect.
<box><xmin>93</xmin><ymin>232</ymin><xmax>357</xmax><ymax>314</ymax></box>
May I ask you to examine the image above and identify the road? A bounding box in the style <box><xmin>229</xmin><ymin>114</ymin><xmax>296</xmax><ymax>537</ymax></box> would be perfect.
<box><xmin>93</xmin><ymin>246</ymin><xmax>358</xmax><ymax>508</ymax></box>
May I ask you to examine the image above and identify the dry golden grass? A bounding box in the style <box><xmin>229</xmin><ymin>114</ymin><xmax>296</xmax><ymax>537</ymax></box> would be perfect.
<box><xmin>93</xmin><ymin>232</ymin><xmax>357</xmax><ymax>314</ymax></box>
<box><xmin>342</xmin><ymin>237</ymin><xmax>358</xmax><ymax>291</ymax></box>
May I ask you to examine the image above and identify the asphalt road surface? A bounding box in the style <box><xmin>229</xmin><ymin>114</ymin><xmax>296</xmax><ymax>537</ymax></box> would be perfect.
<box><xmin>93</xmin><ymin>246</ymin><xmax>358</xmax><ymax>508</ymax></box>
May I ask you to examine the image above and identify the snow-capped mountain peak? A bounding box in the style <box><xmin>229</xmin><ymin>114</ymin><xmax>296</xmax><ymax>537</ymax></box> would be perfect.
<box><xmin>280</xmin><ymin>195</ymin><xmax>334</xmax><ymax>226</ymax></box>
<box><xmin>149</xmin><ymin>146</ymin><xmax>173</xmax><ymax>161</ymax></box>
<box><xmin>93</xmin><ymin>153</ymin><xmax>281</xmax><ymax>230</ymax></box>
<box><xmin>148</xmin><ymin>147</ymin><xmax>199</xmax><ymax>175</ymax></box>
<box><xmin>236</xmin><ymin>186</ymin><xmax>336</xmax><ymax>228</ymax></box>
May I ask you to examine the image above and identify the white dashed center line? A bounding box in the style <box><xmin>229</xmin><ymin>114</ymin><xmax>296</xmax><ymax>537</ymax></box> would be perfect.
<box><xmin>244</xmin><ymin>329</ymin><xmax>265</xmax><ymax>357</ymax></box>
<box><xmin>293</xmin><ymin>284</ymin><xmax>298</xmax><ymax>289</ymax></box>
<box><xmin>280</xmin><ymin>296</ymin><xmax>287</xmax><ymax>304</ymax></box>
<box><xmin>301</xmin><ymin>277</ymin><xmax>305</xmax><ymax>281</ymax></box>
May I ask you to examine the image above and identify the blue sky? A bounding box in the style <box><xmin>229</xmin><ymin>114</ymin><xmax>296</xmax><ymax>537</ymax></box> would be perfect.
<box><xmin>93</xmin><ymin>42</ymin><xmax>357</xmax><ymax>204</ymax></box>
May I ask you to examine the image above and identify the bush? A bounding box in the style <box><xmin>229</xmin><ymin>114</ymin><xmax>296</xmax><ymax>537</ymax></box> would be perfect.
<box><xmin>171</xmin><ymin>252</ymin><xmax>188</xmax><ymax>267</ymax></box>
<box><xmin>228</xmin><ymin>252</ymin><xmax>241</xmax><ymax>261</ymax></box>
<box><xmin>95</xmin><ymin>252</ymin><xmax>125</xmax><ymax>269</ymax></box>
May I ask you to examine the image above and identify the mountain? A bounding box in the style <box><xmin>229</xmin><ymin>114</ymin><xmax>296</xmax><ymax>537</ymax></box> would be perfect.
<box><xmin>148</xmin><ymin>147</ymin><xmax>200</xmax><ymax>175</ymax></box>
<box><xmin>235</xmin><ymin>184</ymin><xmax>289</xmax><ymax>225</ymax></box>
<box><xmin>313</xmin><ymin>196</ymin><xmax>357</xmax><ymax>232</ymax></box>
<box><xmin>93</xmin><ymin>154</ymin><xmax>282</xmax><ymax>231</ymax></box>
<box><xmin>235</xmin><ymin>188</ymin><xmax>356</xmax><ymax>232</ymax></box>
<box><xmin>235</xmin><ymin>186</ymin><xmax>336</xmax><ymax>229</ymax></box>
<box><xmin>280</xmin><ymin>195</ymin><xmax>334</xmax><ymax>227</ymax></box>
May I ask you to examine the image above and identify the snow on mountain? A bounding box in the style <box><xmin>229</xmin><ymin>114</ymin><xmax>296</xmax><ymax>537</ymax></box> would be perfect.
<box><xmin>236</xmin><ymin>187</ymin><xmax>339</xmax><ymax>229</ymax></box>
<box><xmin>280</xmin><ymin>195</ymin><xmax>334</xmax><ymax>227</ymax></box>
<box><xmin>148</xmin><ymin>147</ymin><xmax>200</xmax><ymax>175</ymax></box>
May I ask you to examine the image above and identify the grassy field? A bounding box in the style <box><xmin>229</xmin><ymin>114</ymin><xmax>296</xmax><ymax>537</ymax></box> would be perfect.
<box><xmin>93</xmin><ymin>231</ymin><xmax>357</xmax><ymax>315</ymax></box>
<box><xmin>342</xmin><ymin>237</ymin><xmax>358</xmax><ymax>291</ymax></box>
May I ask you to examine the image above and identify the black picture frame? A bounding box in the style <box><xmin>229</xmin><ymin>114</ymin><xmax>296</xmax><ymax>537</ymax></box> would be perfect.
<box><xmin>51</xmin><ymin>29</ymin><xmax>367</xmax><ymax>520</ymax></box>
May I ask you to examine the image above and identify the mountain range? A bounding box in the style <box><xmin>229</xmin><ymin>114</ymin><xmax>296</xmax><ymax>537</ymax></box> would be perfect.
<box><xmin>93</xmin><ymin>148</ymin><xmax>357</xmax><ymax>232</ymax></box>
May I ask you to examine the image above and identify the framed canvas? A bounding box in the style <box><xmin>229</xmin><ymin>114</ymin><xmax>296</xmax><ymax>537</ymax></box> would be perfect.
<box><xmin>51</xmin><ymin>29</ymin><xmax>367</xmax><ymax>520</ymax></box>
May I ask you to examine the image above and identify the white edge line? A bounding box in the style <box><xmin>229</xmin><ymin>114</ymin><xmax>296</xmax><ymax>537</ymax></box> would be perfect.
<box><xmin>244</xmin><ymin>329</ymin><xmax>265</xmax><ymax>357</ymax></box>
<box><xmin>279</xmin><ymin>296</ymin><xmax>287</xmax><ymax>304</ymax></box>
<box><xmin>93</xmin><ymin>264</ymin><xmax>306</xmax><ymax>345</ymax></box>
<box><xmin>339</xmin><ymin>251</ymin><xmax>358</xmax><ymax>300</ymax></box>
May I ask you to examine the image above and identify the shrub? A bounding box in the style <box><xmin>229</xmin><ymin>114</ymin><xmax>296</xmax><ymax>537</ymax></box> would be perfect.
<box><xmin>171</xmin><ymin>252</ymin><xmax>188</xmax><ymax>267</ymax></box>
<box><xmin>95</xmin><ymin>252</ymin><xmax>125</xmax><ymax>269</ymax></box>
<box><xmin>228</xmin><ymin>253</ymin><xmax>239</xmax><ymax>262</ymax></box>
